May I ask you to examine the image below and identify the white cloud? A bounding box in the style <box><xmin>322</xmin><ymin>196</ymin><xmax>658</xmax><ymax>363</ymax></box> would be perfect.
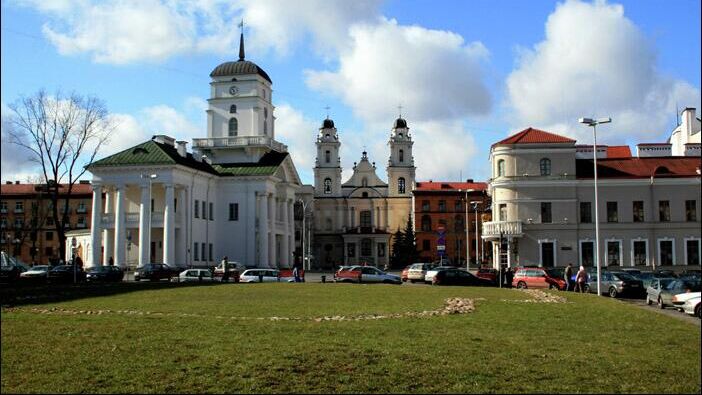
<box><xmin>1</xmin><ymin>103</ymin><xmax>39</xmax><ymax>182</ymax></box>
<box><xmin>505</xmin><ymin>0</ymin><xmax>701</xmax><ymax>144</ymax></box>
<box><xmin>305</xmin><ymin>18</ymin><xmax>492</xmax><ymax>124</ymax></box>
<box><xmin>274</xmin><ymin>104</ymin><xmax>318</xmax><ymax>183</ymax></box>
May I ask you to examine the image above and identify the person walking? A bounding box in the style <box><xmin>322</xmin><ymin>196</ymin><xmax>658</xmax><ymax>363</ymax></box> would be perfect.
<box><xmin>574</xmin><ymin>265</ymin><xmax>587</xmax><ymax>293</ymax></box>
<box><xmin>108</xmin><ymin>256</ymin><xmax>114</xmax><ymax>266</ymax></box>
<box><xmin>221</xmin><ymin>256</ymin><xmax>229</xmax><ymax>283</ymax></box>
<box><xmin>292</xmin><ymin>260</ymin><xmax>300</xmax><ymax>283</ymax></box>
<box><xmin>564</xmin><ymin>263</ymin><xmax>573</xmax><ymax>291</ymax></box>
<box><xmin>505</xmin><ymin>266</ymin><xmax>514</xmax><ymax>288</ymax></box>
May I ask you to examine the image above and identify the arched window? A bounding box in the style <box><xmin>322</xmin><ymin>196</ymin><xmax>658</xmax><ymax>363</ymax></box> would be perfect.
<box><xmin>229</xmin><ymin>104</ymin><xmax>237</xmax><ymax>113</ymax></box>
<box><xmin>540</xmin><ymin>158</ymin><xmax>551</xmax><ymax>176</ymax></box>
<box><xmin>497</xmin><ymin>159</ymin><xmax>505</xmax><ymax>177</ymax></box>
<box><xmin>454</xmin><ymin>215</ymin><xmax>464</xmax><ymax>232</ymax></box>
<box><xmin>362</xmin><ymin>177</ymin><xmax>368</xmax><ymax>187</ymax></box>
<box><xmin>362</xmin><ymin>192</ymin><xmax>368</xmax><ymax>198</ymax></box>
<box><xmin>398</xmin><ymin>177</ymin><xmax>406</xmax><ymax>194</ymax></box>
<box><xmin>228</xmin><ymin>118</ymin><xmax>238</xmax><ymax>137</ymax></box>
<box><xmin>264</xmin><ymin>107</ymin><xmax>268</xmax><ymax>118</ymax></box>
<box><xmin>360</xmin><ymin>211</ymin><xmax>371</xmax><ymax>227</ymax></box>
<box><xmin>421</xmin><ymin>215</ymin><xmax>432</xmax><ymax>231</ymax></box>
<box><xmin>325</xmin><ymin>150</ymin><xmax>331</xmax><ymax>163</ymax></box>
<box><xmin>399</xmin><ymin>149</ymin><xmax>404</xmax><ymax>162</ymax></box>
<box><xmin>264</xmin><ymin>120</ymin><xmax>268</xmax><ymax>135</ymax></box>
<box><xmin>324</xmin><ymin>178</ymin><xmax>332</xmax><ymax>194</ymax></box>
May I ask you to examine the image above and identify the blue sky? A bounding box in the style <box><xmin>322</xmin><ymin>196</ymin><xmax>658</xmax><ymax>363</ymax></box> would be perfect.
<box><xmin>2</xmin><ymin>0</ymin><xmax>700</xmax><ymax>185</ymax></box>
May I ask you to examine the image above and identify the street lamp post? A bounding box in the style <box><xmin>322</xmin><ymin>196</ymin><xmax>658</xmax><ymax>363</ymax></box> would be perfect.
<box><xmin>462</xmin><ymin>189</ymin><xmax>474</xmax><ymax>271</ymax></box>
<box><xmin>472</xmin><ymin>201</ymin><xmax>480</xmax><ymax>268</ymax></box>
<box><xmin>140</xmin><ymin>173</ymin><xmax>158</xmax><ymax>264</ymax></box>
<box><xmin>297</xmin><ymin>198</ymin><xmax>309</xmax><ymax>271</ymax></box>
<box><xmin>579</xmin><ymin>117</ymin><xmax>611</xmax><ymax>297</ymax></box>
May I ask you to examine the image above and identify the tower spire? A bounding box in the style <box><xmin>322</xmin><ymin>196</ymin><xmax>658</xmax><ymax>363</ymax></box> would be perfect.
<box><xmin>238</xmin><ymin>19</ymin><xmax>245</xmax><ymax>61</ymax></box>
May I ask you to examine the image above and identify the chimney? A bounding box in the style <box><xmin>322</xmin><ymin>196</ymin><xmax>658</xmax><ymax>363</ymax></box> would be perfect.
<box><xmin>466</xmin><ymin>179</ymin><xmax>473</xmax><ymax>183</ymax></box>
<box><xmin>15</xmin><ymin>181</ymin><xmax>20</xmax><ymax>185</ymax></box>
<box><xmin>5</xmin><ymin>181</ymin><xmax>11</xmax><ymax>184</ymax></box>
<box><xmin>681</xmin><ymin>108</ymin><xmax>696</xmax><ymax>136</ymax></box>
<box><xmin>176</xmin><ymin>141</ymin><xmax>188</xmax><ymax>157</ymax></box>
<box><xmin>152</xmin><ymin>134</ymin><xmax>176</xmax><ymax>146</ymax></box>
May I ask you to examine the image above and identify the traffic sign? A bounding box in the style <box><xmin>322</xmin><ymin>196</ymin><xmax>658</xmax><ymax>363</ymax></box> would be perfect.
<box><xmin>437</xmin><ymin>245</ymin><xmax>446</xmax><ymax>251</ymax></box>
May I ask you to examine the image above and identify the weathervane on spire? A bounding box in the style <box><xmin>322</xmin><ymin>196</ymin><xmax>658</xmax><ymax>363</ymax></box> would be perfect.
<box><xmin>324</xmin><ymin>105</ymin><xmax>331</xmax><ymax>119</ymax></box>
<box><xmin>238</xmin><ymin>19</ymin><xmax>245</xmax><ymax>61</ymax></box>
<box><xmin>398</xmin><ymin>103</ymin><xmax>403</xmax><ymax>118</ymax></box>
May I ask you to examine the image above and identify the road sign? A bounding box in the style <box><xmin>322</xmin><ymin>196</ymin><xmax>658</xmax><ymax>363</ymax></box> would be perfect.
<box><xmin>437</xmin><ymin>245</ymin><xmax>446</xmax><ymax>251</ymax></box>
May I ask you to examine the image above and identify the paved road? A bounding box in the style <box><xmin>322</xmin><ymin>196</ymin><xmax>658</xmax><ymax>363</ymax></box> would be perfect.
<box><xmin>618</xmin><ymin>297</ymin><xmax>701</xmax><ymax>327</ymax></box>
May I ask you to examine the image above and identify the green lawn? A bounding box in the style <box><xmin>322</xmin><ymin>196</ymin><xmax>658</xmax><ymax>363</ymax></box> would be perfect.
<box><xmin>1</xmin><ymin>283</ymin><xmax>700</xmax><ymax>393</ymax></box>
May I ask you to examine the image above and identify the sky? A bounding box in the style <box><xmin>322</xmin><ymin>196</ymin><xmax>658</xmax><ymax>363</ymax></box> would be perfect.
<box><xmin>1</xmin><ymin>0</ymin><xmax>700</xmax><ymax>186</ymax></box>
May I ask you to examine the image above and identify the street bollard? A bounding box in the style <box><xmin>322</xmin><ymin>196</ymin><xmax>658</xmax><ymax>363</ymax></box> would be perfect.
<box><xmin>259</xmin><ymin>274</ymin><xmax>264</xmax><ymax>283</ymax></box>
<box><xmin>321</xmin><ymin>275</ymin><xmax>326</xmax><ymax>283</ymax></box>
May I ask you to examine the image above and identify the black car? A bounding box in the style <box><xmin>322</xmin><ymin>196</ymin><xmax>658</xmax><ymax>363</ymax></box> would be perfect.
<box><xmin>0</xmin><ymin>264</ymin><xmax>26</xmax><ymax>284</ymax></box>
<box><xmin>433</xmin><ymin>268</ymin><xmax>495</xmax><ymax>286</ymax></box>
<box><xmin>86</xmin><ymin>266</ymin><xmax>124</xmax><ymax>282</ymax></box>
<box><xmin>47</xmin><ymin>265</ymin><xmax>86</xmax><ymax>283</ymax></box>
<box><xmin>134</xmin><ymin>264</ymin><xmax>175</xmax><ymax>281</ymax></box>
<box><xmin>653</xmin><ymin>269</ymin><xmax>678</xmax><ymax>278</ymax></box>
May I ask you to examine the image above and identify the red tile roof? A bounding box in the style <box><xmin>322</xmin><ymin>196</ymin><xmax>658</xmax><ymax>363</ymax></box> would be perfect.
<box><xmin>493</xmin><ymin>128</ymin><xmax>576</xmax><ymax>147</ymax></box>
<box><xmin>0</xmin><ymin>183</ymin><xmax>93</xmax><ymax>196</ymax></box>
<box><xmin>605</xmin><ymin>146</ymin><xmax>632</xmax><ymax>158</ymax></box>
<box><xmin>414</xmin><ymin>181</ymin><xmax>488</xmax><ymax>192</ymax></box>
<box><xmin>576</xmin><ymin>157</ymin><xmax>701</xmax><ymax>179</ymax></box>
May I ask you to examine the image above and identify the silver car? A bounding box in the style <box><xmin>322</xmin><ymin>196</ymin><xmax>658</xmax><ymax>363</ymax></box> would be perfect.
<box><xmin>407</xmin><ymin>263</ymin><xmax>434</xmax><ymax>283</ymax></box>
<box><xmin>586</xmin><ymin>271</ymin><xmax>644</xmax><ymax>298</ymax></box>
<box><xmin>648</xmin><ymin>279</ymin><xmax>702</xmax><ymax>309</ymax></box>
<box><xmin>646</xmin><ymin>278</ymin><xmax>676</xmax><ymax>307</ymax></box>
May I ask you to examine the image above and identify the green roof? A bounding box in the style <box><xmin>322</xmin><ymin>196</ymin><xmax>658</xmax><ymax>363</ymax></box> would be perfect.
<box><xmin>90</xmin><ymin>141</ymin><xmax>178</xmax><ymax>167</ymax></box>
<box><xmin>212</xmin><ymin>164</ymin><xmax>278</xmax><ymax>176</ymax></box>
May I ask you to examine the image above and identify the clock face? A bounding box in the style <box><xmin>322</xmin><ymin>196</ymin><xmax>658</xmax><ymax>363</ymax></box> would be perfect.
<box><xmin>229</xmin><ymin>86</ymin><xmax>239</xmax><ymax>95</ymax></box>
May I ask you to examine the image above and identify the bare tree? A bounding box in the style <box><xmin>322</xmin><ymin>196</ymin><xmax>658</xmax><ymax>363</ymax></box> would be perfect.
<box><xmin>6</xmin><ymin>90</ymin><xmax>113</xmax><ymax>261</ymax></box>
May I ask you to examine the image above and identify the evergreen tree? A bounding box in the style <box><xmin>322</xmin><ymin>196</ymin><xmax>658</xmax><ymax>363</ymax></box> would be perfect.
<box><xmin>390</xmin><ymin>229</ymin><xmax>405</xmax><ymax>268</ymax></box>
<box><xmin>402</xmin><ymin>216</ymin><xmax>420</xmax><ymax>264</ymax></box>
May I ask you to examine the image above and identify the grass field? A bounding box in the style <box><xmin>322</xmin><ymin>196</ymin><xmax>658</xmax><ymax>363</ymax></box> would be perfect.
<box><xmin>1</xmin><ymin>283</ymin><xmax>700</xmax><ymax>393</ymax></box>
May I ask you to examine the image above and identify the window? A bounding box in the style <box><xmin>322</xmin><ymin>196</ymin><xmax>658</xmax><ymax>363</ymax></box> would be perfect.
<box><xmin>0</xmin><ymin>201</ymin><xmax>6</xmax><ymax>211</ymax></box>
<box><xmin>15</xmin><ymin>218</ymin><xmax>24</xmax><ymax>228</ymax></box>
<box><xmin>362</xmin><ymin>178</ymin><xmax>368</xmax><ymax>187</ymax></box>
<box><xmin>580</xmin><ymin>241</ymin><xmax>594</xmax><ymax>266</ymax></box>
<box><xmin>454</xmin><ymin>215</ymin><xmax>464</xmax><ymax>232</ymax></box>
<box><xmin>423</xmin><ymin>240</ymin><xmax>430</xmax><ymax>251</ymax></box>
<box><xmin>633</xmin><ymin>240</ymin><xmax>647</xmax><ymax>266</ymax></box>
<box><xmin>659</xmin><ymin>240</ymin><xmax>674</xmax><ymax>265</ymax></box>
<box><xmin>421</xmin><ymin>215</ymin><xmax>431</xmax><ymax>231</ymax></box>
<box><xmin>399</xmin><ymin>149</ymin><xmax>404</xmax><ymax>162</ymax></box>
<box><xmin>360</xmin><ymin>211</ymin><xmax>371</xmax><ymax>227</ymax></box>
<box><xmin>209</xmin><ymin>202</ymin><xmax>214</xmax><ymax>221</ymax></box>
<box><xmin>229</xmin><ymin>203</ymin><xmax>239</xmax><ymax>221</ymax></box>
<box><xmin>378</xmin><ymin>243</ymin><xmax>385</xmax><ymax>257</ymax></box>
<box><xmin>15</xmin><ymin>201</ymin><xmax>24</xmax><ymax>211</ymax></box>
<box><xmin>264</xmin><ymin>120</ymin><xmax>267</xmax><ymax>135</ymax></box>
<box><xmin>422</xmin><ymin>200</ymin><xmax>430</xmax><ymax>212</ymax></box>
<box><xmin>580</xmin><ymin>202</ymin><xmax>592</xmax><ymax>223</ymax></box>
<box><xmin>325</xmin><ymin>150</ymin><xmax>330</xmax><ymax>163</ymax></box>
<box><xmin>194</xmin><ymin>200</ymin><xmax>199</xmax><ymax>218</ymax></box>
<box><xmin>540</xmin><ymin>158</ymin><xmax>551</xmax><ymax>176</ymax></box>
<box><xmin>174</xmin><ymin>198</ymin><xmax>178</xmax><ymax>213</ymax></box>
<box><xmin>685</xmin><ymin>200</ymin><xmax>697</xmax><ymax>221</ymax></box>
<box><xmin>45</xmin><ymin>247</ymin><xmax>53</xmax><ymax>257</ymax></box>
<box><xmin>541</xmin><ymin>242</ymin><xmax>555</xmax><ymax>267</ymax></box>
<box><xmin>194</xmin><ymin>242</ymin><xmax>199</xmax><ymax>261</ymax></box>
<box><xmin>438</xmin><ymin>200</ymin><xmax>446</xmax><ymax>212</ymax></box>
<box><xmin>229</xmin><ymin>104</ymin><xmax>237</xmax><ymax>113</ymax></box>
<box><xmin>606</xmin><ymin>241</ymin><xmax>621</xmax><ymax>266</ymax></box>
<box><xmin>264</xmin><ymin>107</ymin><xmax>268</xmax><ymax>118</ymax></box>
<box><xmin>202</xmin><ymin>201</ymin><xmax>207</xmax><ymax>220</ymax></box>
<box><xmin>324</xmin><ymin>178</ymin><xmax>331</xmax><ymax>194</ymax></box>
<box><xmin>497</xmin><ymin>160</ymin><xmax>505</xmax><ymax>177</ymax></box>
<box><xmin>633</xmin><ymin>201</ymin><xmax>644</xmax><ymax>222</ymax></box>
<box><xmin>228</xmin><ymin>118</ymin><xmax>238</xmax><ymax>137</ymax></box>
<box><xmin>686</xmin><ymin>239</ymin><xmax>700</xmax><ymax>265</ymax></box>
<box><xmin>45</xmin><ymin>231</ymin><xmax>53</xmax><ymax>241</ymax></box>
<box><xmin>659</xmin><ymin>200</ymin><xmax>670</xmax><ymax>222</ymax></box>
<box><xmin>541</xmin><ymin>202</ymin><xmax>552</xmax><ymax>223</ymax></box>
<box><xmin>202</xmin><ymin>243</ymin><xmax>207</xmax><ymax>261</ymax></box>
<box><xmin>607</xmin><ymin>202</ymin><xmax>618</xmax><ymax>223</ymax></box>
<box><xmin>151</xmin><ymin>198</ymin><xmax>155</xmax><ymax>213</ymax></box>
<box><xmin>209</xmin><ymin>244</ymin><xmax>213</xmax><ymax>263</ymax></box>
<box><xmin>361</xmin><ymin>239</ymin><xmax>372</xmax><ymax>256</ymax></box>
<box><xmin>499</xmin><ymin>204</ymin><xmax>507</xmax><ymax>221</ymax></box>
<box><xmin>325</xmin><ymin>218</ymin><xmax>332</xmax><ymax>231</ymax></box>
<box><xmin>347</xmin><ymin>243</ymin><xmax>355</xmax><ymax>257</ymax></box>
<box><xmin>398</xmin><ymin>177</ymin><xmax>405</xmax><ymax>194</ymax></box>
<box><xmin>455</xmin><ymin>200</ymin><xmax>462</xmax><ymax>212</ymax></box>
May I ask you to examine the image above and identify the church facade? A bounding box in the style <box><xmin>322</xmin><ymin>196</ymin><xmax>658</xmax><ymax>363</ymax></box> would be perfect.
<box><xmin>85</xmin><ymin>34</ymin><xmax>302</xmax><ymax>269</ymax></box>
<box><xmin>311</xmin><ymin>118</ymin><xmax>416</xmax><ymax>269</ymax></box>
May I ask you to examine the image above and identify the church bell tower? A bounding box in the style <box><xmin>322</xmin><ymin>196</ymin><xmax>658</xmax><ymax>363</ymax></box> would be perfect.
<box><xmin>387</xmin><ymin>117</ymin><xmax>415</xmax><ymax>197</ymax></box>
<box><xmin>314</xmin><ymin>118</ymin><xmax>342</xmax><ymax>197</ymax></box>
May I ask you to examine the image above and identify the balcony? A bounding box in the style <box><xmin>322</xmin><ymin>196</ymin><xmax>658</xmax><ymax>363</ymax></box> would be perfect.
<box><xmin>481</xmin><ymin>221</ymin><xmax>523</xmax><ymax>239</ymax></box>
<box><xmin>192</xmin><ymin>136</ymin><xmax>288</xmax><ymax>152</ymax></box>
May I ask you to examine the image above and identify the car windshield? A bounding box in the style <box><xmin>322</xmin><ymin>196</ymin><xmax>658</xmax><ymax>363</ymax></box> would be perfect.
<box><xmin>636</xmin><ymin>272</ymin><xmax>653</xmax><ymax>280</ymax></box>
<box><xmin>612</xmin><ymin>272</ymin><xmax>636</xmax><ymax>281</ymax></box>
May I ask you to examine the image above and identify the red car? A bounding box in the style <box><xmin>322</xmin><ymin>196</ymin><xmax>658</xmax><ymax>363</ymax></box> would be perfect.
<box><xmin>475</xmin><ymin>268</ymin><xmax>497</xmax><ymax>284</ymax></box>
<box><xmin>512</xmin><ymin>267</ymin><xmax>566</xmax><ymax>290</ymax></box>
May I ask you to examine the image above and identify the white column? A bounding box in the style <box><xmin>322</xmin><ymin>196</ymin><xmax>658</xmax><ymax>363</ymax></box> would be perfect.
<box><xmin>259</xmin><ymin>192</ymin><xmax>269</xmax><ymax>268</ymax></box>
<box><xmin>138</xmin><ymin>185</ymin><xmax>150</xmax><ymax>266</ymax></box>
<box><xmin>113</xmin><ymin>184</ymin><xmax>126</xmax><ymax>267</ymax></box>
<box><xmin>288</xmin><ymin>199</ymin><xmax>294</xmax><ymax>267</ymax></box>
<box><xmin>268</xmin><ymin>195</ymin><xmax>276</xmax><ymax>267</ymax></box>
<box><xmin>163</xmin><ymin>184</ymin><xmax>175</xmax><ymax>267</ymax></box>
<box><xmin>102</xmin><ymin>188</ymin><xmax>113</xmax><ymax>265</ymax></box>
<box><xmin>89</xmin><ymin>184</ymin><xmax>102</xmax><ymax>268</ymax></box>
<box><xmin>246</xmin><ymin>191</ymin><xmax>256</xmax><ymax>265</ymax></box>
<box><xmin>175</xmin><ymin>187</ymin><xmax>186</xmax><ymax>266</ymax></box>
<box><xmin>507</xmin><ymin>237</ymin><xmax>512</xmax><ymax>268</ymax></box>
<box><xmin>281</xmin><ymin>199</ymin><xmax>289</xmax><ymax>267</ymax></box>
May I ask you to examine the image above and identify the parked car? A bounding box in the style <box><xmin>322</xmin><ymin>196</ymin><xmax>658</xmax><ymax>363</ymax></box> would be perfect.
<box><xmin>0</xmin><ymin>264</ymin><xmax>26</xmax><ymax>283</ymax></box>
<box><xmin>407</xmin><ymin>263</ymin><xmax>435</xmax><ymax>283</ymax></box>
<box><xmin>672</xmin><ymin>291</ymin><xmax>701</xmax><ymax>312</ymax></box>
<box><xmin>424</xmin><ymin>266</ymin><xmax>457</xmax><ymax>284</ymax></box>
<box><xmin>629</xmin><ymin>271</ymin><xmax>656</xmax><ymax>289</ymax></box>
<box><xmin>240</xmin><ymin>269</ymin><xmax>282</xmax><ymax>283</ymax></box>
<box><xmin>512</xmin><ymin>267</ymin><xmax>566</xmax><ymax>290</ymax></box>
<box><xmin>433</xmin><ymin>268</ymin><xmax>495</xmax><ymax>286</ymax></box>
<box><xmin>134</xmin><ymin>264</ymin><xmax>176</xmax><ymax>282</ymax></box>
<box><xmin>20</xmin><ymin>265</ymin><xmax>51</xmax><ymax>280</ymax></box>
<box><xmin>646</xmin><ymin>278</ymin><xmax>675</xmax><ymax>306</ymax></box>
<box><xmin>680</xmin><ymin>295</ymin><xmax>701</xmax><ymax>318</ymax></box>
<box><xmin>213</xmin><ymin>261</ymin><xmax>243</xmax><ymax>282</ymax></box>
<box><xmin>47</xmin><ymin>265</ymin><xmax>86</xmax><ymax>283</ymax></box>
<box><xmin>679</xmin><ymin>269</ymin><xmax>701</xmax><ymax>280</ymax></box>
<box><xmin>334</xmin><ymin>265</ymin><xmax>401</xmax><ymax>284</ymax></box>
<box><xmin>401</xmin><ymin>265</ymin><xmax>411</xmax><ymax>282</ymax></box>
<box><xmin>86</xmin><ymin>265</ymin><xmax>124</xmax><ymax>282</ymax></box>
<box><xmin>585</xmin><ymin>271</ymin><xmax>644</xmax><ymax>298</ymax></box>
<box><xmin>653</xmin><ymin>269</ymin><xmax>677</xmax><ymax>278</ymax></box>
<box><xmin>178</xmin><ymin>269</ymin><xmax>216</xmax><ymax>283</ymax></box>
<box><xmin>648</xmin><ymin>278</ymin><xmax>701</xmax><ymax>309</ymax></box>
<box><xmin>475</xmin><ymin>268</ymin><xmax>497</xmax><ymax>284</ymax></box>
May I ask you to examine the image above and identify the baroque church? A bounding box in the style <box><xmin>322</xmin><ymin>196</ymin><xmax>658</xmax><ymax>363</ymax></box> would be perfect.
<box><xmin>83</xmin><ymin>32</ymin><xmax>302</xmax><ymax>269</ymax></box>
<box><xmin>311</xmin><ymin>117</ymin><xmax>416</xmax><ymax>269</ymax></box>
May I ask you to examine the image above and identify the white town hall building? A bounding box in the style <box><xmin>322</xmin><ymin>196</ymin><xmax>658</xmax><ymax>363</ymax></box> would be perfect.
<box><xmin>83</xmin><ymin>34</ymin><xmax>302</xmax><ymax>269</ymax></box>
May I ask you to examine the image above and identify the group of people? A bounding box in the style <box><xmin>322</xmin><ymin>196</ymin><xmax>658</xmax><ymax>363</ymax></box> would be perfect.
<box><xmin>564</xmin><ymin>263</ymin><xmax>589</xmax><ymax>292</ymax></box>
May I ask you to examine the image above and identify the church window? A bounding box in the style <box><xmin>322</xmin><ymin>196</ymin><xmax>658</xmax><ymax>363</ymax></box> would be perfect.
<box><xmin>264</xmin><ymin>120</ymin><xmax>268</xmax><ymax>135</ymax></box>
<box><xmin>497</xmin><ymin>159</ymin><xmax>505</xmax><ymax>177</ymax></box>
<box><xmin>398</xmin><ymin>177</ymin><xmax>406</xmax><ymax>194</ymax></box>
<box><xmin>362</xmin><ymin>178</ymin><xmax>368</xmax><ymax>187</ymax></box>
<box><xmin>326</xmin><ymin>218</ymin><xmax>332</xmax><ymax>231</ymax></box>
<box><xmin>264</xmin><ymin>107</ymin><xmax>268</xmax><ymax>118</ymax></box>
<box><xmin>362</xmin><ymin>192</ymin><xmax>368</xmax><ymax>198</ymax></box>
<box><xmin>360</xmin><ymin>211</ymin><xmax>371</xmax><ymax>227</ymax></box>
<box><xmin>540</xmin><ymin>158</ymin><xmax>551</xmax><ymax>176</ymax></box>
<box><xmin>324</xmin><ymin>178</ymin><xmax>332</xmax><ymax>194</ymax></box>
<box><xmin>399</xmin><ymin>133</ymin><xmax>403</xmax><ymax>138</ymax></box>
<box><xmin>229</xmin><ymin>104</ymin><xmax>237</xmax><ymax>113</ymax></box>
<box><xmin>361</xmin><ymin>239</ymin><xmax>372</xmax><ymax>256</ymax></box>
<box><xmin>421</xmin><ymin>215</ymin><xmax>432</xmax><ymax>231</ymax></box>
<box><xmin>399</xmin><ymin>149</ymin><xmax>404</xmax><ymax>162</ymax></box>
<box><xmin>325</xmin><ymin>150</ymin><xmax>330</xmax><ymax>163</ymax></box>
<box><xmin>228</xmin><ymin>118</ymin><xmax>238</xmax><ymax>137</ymax></box>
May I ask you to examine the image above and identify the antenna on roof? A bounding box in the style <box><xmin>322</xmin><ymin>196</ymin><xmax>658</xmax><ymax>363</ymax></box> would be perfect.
<box><xmin>238</xmin><ymin>19</ymin><xmax>245</xmax><ymax>61</ymax></box>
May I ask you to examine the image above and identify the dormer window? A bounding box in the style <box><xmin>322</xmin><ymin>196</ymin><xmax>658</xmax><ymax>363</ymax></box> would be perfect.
<box><xmin>228</xmin><ymin>118</ymin><xmax>238</xmax><ymax>137</ymax></box>
<box><xmin>399</xmin><ymin>149</ymin><xmax>404</xmax><ymax>162</ymax></box>
<box><xmin>325</xmin><ymin>150</ymin><xmax>331</xmax><ymax>163</ymax></box>
<box><xmin>229</xmin><ymin>105</ymin><xmax>237</xmax><ymax>113</ymax></box>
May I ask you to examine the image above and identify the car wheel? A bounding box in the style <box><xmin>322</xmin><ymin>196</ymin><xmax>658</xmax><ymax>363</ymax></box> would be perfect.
<box><xmin>695</xmin><ymin>304</ymin><xmax>701</xmax><ymax>319</ymax></box>
<box><xmin>646</xmin><ymin>295</ymin><xmax>652</xmax><ymax>305</ymax></box>
<box><xmin>549</xmin><ymin>283</ymin><xmax>558</xmax><ymax>290</ymax></box>
<box><xmin>517</xmin><ymin>281</ymin><xmax>526</xmax><ymax>289</ymax></box>
<box><xmin>608</xmin><ymin>287</ymin><xmax>618</xmax><ymax>298</ymax></box>
<box><xmin>657</xmin><ymin>297</ymin><xmax>664</xmax><ymax>309</ymax></box>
